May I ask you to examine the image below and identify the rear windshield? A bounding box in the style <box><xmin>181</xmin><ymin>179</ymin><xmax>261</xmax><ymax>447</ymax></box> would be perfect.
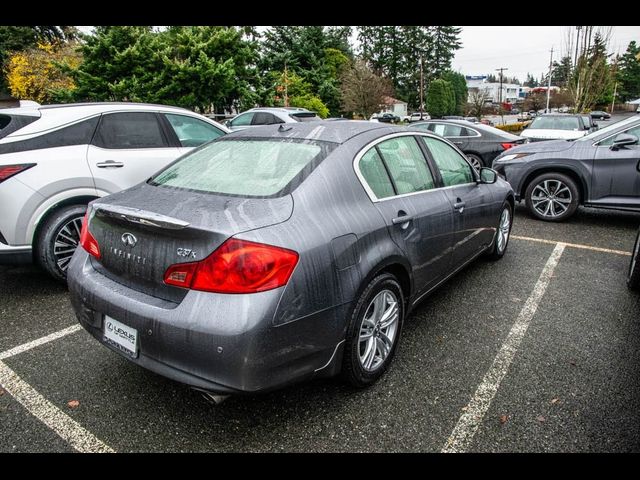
<box><xmin>290</xmin><ymin>112</ymin><xmax>320</xmax><ymax>122</ymax></box>
<box><xmin>529</xmin><ymin>116</ymin><xmax>581</xmax><ymax>131</ymax></box>
<box><xmin>0</xmin><ymin>114</ymin><xmax>39</xmax><ymax>139</ymax></box>
<box><xmin>149</xmin><ymin>137</ymin><xmax>336</xmax><ymax>198</ymax></box>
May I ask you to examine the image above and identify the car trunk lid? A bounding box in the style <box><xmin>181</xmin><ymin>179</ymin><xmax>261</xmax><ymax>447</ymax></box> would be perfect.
<box><xmin>87</xmin><ymin>182</ymin><xmax>293</xmax><ymax>303</ymax></box>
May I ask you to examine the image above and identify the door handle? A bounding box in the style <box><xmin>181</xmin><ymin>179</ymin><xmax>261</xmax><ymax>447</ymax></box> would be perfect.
<box><xmin>452</xmin><ymin>141</ymin><xmax>464</xmax><ymax>145</ymax></box>
<box><xmin>454</xmin><ymin>200</ymin><xmax>465</xmax><ymax>213</ymax></box>
<box><xmin>96</xmin><ymin>160</ymin><xmax>124</xmax><ymax>168</ymax></box>
<box><xmin>392</xmin><ymin>214</ymin><xmax>414</xmax><ymax>225</ymax></box>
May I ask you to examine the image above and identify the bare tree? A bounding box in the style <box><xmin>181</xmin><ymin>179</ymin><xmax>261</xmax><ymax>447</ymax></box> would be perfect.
<box><xmin>466</xmin><ymin>87</ymin><xmax>489</xmax><ymax>117</ymax></box>
<box><xmin>340</xmin><ymin>59</ymin><xmax>393</xmax><ymax>119</ymax></box>
<box><xmin>569</xmin><ymin>27</ymin><xmax>614</xmax><ymax>112</ymax></box>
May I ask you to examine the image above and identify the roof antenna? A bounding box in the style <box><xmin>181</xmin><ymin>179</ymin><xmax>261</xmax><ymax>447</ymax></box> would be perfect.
<box><xmin>278</xmin><ymin>124</ymin><xmax>293</xmax><ymax>132</ymax></box>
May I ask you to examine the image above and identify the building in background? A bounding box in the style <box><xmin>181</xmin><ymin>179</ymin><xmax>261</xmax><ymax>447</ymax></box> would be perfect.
<box><xmin>465</xmin><ymin>75</ymin><xmax>527</xmax><ymax>105</ymax></box>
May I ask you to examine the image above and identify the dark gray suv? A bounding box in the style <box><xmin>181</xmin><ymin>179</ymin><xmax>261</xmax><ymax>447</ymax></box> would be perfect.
<box><xmin>492</xmin><ymin>115</ymin><xmax>640</xmax><ymax>221</ymax></box>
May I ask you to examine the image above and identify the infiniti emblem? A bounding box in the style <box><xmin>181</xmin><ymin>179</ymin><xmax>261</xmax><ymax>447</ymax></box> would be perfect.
<box><xmin>121</xmin><ymin>233</ymin><xmax>137</xmax><ymax>247</ymax></box>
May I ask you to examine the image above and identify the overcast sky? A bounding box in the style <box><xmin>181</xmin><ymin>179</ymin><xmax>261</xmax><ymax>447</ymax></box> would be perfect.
<box><xmin>77</xmin><ymin>25</ymin><xmax>639</xmax><ymax>83</ymax></box>
<box><xmin>452</xmin><ymin>26</ymin><xmax>640</xmax><ymax>82</ymax></box>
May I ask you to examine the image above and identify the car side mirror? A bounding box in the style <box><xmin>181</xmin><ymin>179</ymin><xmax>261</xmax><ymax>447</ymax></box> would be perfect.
<box><xmin>611</xmin><ymin>133</ymin><xmax>639</xmax><ymax>150</ymax></box>
<box><xmin>478</xmin><ymin>167</ymin><xmax>497</xmax><ymax>184</ymax></box>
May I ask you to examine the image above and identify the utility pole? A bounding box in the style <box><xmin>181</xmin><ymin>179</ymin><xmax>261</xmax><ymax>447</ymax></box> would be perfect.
<box><xmin>546</xmin><ymin>47</ymin><xmax>554</xmax><ymax>114</ymax></box>
<box><xmin>419</xmin><ymin>57</ymin><xmax>424</xmax><ymax>119</ymax></box>
<box><xmin>496</xmin><ymin>67</ymin><xmax>508</xmax><ymax>124</ymax></box>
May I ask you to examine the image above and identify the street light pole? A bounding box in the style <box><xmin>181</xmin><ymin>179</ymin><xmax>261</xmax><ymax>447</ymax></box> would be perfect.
<box><xmin>546</xmin><ymin>47</ymin><xmax>553</xmax><ymax>113</ymax></box>
<box><xmin>496</xmin><ymin>67</ymin><xmax>508</xmax><ymax>125</ymax></box>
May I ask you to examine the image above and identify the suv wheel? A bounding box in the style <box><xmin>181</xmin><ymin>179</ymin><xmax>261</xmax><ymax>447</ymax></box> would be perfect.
<box><xmin>342</xmin><ymin>273</ymin><xmax>404</xmax><ymax>388</ymax></box>
<box><xmin>628</xmin><ymin>227</ymin><xmax>640</xmax><ymax>291</ymax></box>
<box><xmin>525</xmin><ymin>172</ymin><xmax>579</xmax><ymax>222</ymax></box>
<box><xmin>36</xmin><ymin>204</ymin><xmax>87</xmax><ymax>282</ymax></box>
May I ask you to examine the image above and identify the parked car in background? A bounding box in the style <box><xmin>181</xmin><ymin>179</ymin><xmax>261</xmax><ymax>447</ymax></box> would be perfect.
<box><xmin>410</xmin><ymin>119</ymin><xmax>526</xmax><ymax>170</ymax></box>
<box><xmin>480</xmin><ymin>118</ymin><xmax>495</xmax><ymax>127</ymax></box>
<box><xmin>404</xmin><ymin>112</ymin><xmax>431</xmax><ymax>123</ymax></box>
<box><xmin>492</xmin><ymin>115</ymin><xmax>640</xmax><ymax>222</ymax></box>
<box><xmin>628</xmin><ymin>226</ymin><xmax>640</xmax><ymax>291</ymax></box>
<box><xmin>590</xmin><ymin>110</ymin><xmax>611</xmax><ymax>120</ymax></box>
<box><xmin>226</xmin><ymin>107</ymin><xmax>320</xmax><ymax>131</ymax></box>
<box><xmin>376</xmin><ymin>113</ymin><xmax>401</xmax><ymax>124</ymax></box>
<box><xmin>520</xmin><ymin>114</ymin><xmax>592</xmax><ymax>142</ymax></box>
<box><xmin>464</xmin><ymin>116</ymin><xmax>479</xmax><ymax>123</ymax></box>
<box><xmin>442</xmin><ymin>115</ymin><xmax>465</xmax><ymax>121</ymax></box>
<box><xmin>0</xmin><ymin>102</ymin><xmax>229</xmax><ymax>281</ymax></box>
<box><xmin>67</xmin><ymin>121</ymin><xmax>514</xmax><ymax>396</ymax></box>
<box><xmin>517</xmin><ymin>111</ymin><xmax>532</xmax><ymax>122</ymax></box>
<box><xmin>580</xmin><ymin>114</ymin><xmax>599</xmax><ymax>133</ymax></box>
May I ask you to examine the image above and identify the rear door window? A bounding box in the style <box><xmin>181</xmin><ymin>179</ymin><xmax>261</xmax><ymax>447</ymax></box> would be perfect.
<box><xmin>252</xmin><ymin>112</ymin><xmax>284</xmax><ymax>125</ymax></box>
<box><xmin>93</xmin><ymin>112</ymin><xmax>169</xmax><ymax>149</ymax></box>
<box><xmin>0</xmin><ymin>114</ymin><xmax>39</xmax><ymax>140</ymax></box>
<box><xmin>164</xmin><ymin>114</ymin><xmax>225</xmax><ymax>147</ymax></box>
<box><xmin>376</xmin><ymin>136</ymin><xmax>435</xmax><ymax>195</ymax></box>
<box><xmin>358</xmin><ymin>148</ymin><xmax>395</xmax><ymax>199</ymax></box>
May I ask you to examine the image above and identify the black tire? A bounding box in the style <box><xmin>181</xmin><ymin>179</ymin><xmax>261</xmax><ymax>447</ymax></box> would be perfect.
<box><xmin>486</xmin><ymin>202</ymin><xmax>513</xmax><ymax>260</ymax></box>
<box><xmin>466</xmin><ymin>153</ymin><xmax>484</xmax><ymax>171</ymax></box>
<box><xmin>341</xmin><ymin>273</ymin><xmax>404</xmax><ymax>388</ymax></box>
<box><xmin>627</xmin><ymin>227</ymin><xmax>640</xmax><ymax>291</ymax></box>
<box><xmin>36</xmin><ymin>204</ymin><xmax>88</xmax><ymax>283</ymax></box>
<box><xmin>524</xmin><ymin>172</ymin><xmax>579</xmax><ymax>222</ymax></box>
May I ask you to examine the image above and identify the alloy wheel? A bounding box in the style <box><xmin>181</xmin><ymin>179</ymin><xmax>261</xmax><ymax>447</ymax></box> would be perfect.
<box><xmin>358</xmin><ymin>289</ymin><xmax>399</xmax><ymax>372</ymax></box>
<box><xmin>53</xmin><ymin>215</ymin><xmax>83</xmax><ymax>272</ymax></box>
<box><xmin>531</xmin><ymin>179</ymin><xmax>572</xmax><ymax>218</ymax></box>
<box><xmin>496</xmin><ymin>208</ymin><xmax>511</xmax><ymax>253</ymax></box>
<box><xmin>467</xmin><ymin>156</ymin><xmax>482</xmax><ymax>172</ymax></box>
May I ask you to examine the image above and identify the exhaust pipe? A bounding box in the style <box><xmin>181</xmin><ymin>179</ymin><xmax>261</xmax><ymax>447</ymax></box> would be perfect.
<box><xmin>200</xmin><ymin>392</ymin><xmax>230</xmax><ymax>405</ymax></box>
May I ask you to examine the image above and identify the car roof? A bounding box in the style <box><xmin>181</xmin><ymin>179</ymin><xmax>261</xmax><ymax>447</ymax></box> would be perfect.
<box><xmin>2</xmin><ymin>102</ymin><xmax>219</xmax><ymax>139</ymax></box>
<box><xmin>246</xmin><ymin>107</ymin><xmax>311</xmax><ymax>113</ymax></box>
<box><xmin>225</xmin><ymin>120</ymin><xmax>407</xmax><ymax>144</ymax></box>
<box><xmin>411</xmin><ymin>118</ymin><xmax>521</xmax><ymax>139</ymax></box>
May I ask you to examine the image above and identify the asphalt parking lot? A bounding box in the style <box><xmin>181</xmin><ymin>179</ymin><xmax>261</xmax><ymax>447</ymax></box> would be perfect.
<box><xmin>1</xmin><ymin>205</ymin><xmax>639</xmax><ymax>453</ymax></box>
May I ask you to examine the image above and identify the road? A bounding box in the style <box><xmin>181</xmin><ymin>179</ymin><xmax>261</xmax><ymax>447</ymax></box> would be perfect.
<box><xmin>1</xmin><ymin>206</ymin><xmax>639</xmax><ymax>452</ymax></box>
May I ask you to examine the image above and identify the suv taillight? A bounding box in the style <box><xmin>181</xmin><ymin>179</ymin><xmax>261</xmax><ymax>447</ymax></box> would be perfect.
<box><xmin>79</xmin><ymin>210</ymin><xmax>101</xmax><ymax>259</ymax></box>
<box><xmin>164</xmin><ymin>239</ymin><xmax>298</xmax><ymax>294</ymax></box>
<box><xmin>0</xmin><ymin>163</ymin><xmax>36</xmax><ymax>183</ymax></box>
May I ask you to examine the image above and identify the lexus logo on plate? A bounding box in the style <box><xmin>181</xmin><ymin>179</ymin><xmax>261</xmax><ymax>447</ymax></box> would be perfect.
<box><xmin>121</xmin><ymin>233</ymin><xmax>137</xmax><ymax>247</ymax></box>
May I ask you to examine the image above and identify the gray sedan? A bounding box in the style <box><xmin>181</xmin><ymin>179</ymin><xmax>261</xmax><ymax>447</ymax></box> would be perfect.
<box><xmin>493</xmin><ymin>115</ymin><xmax>640</xmax><ymax>221</ymax></box>
<box><xmin>67</xmin><ymin>121</ymin><xmax>514</xmax><ymax>396</ymax></box>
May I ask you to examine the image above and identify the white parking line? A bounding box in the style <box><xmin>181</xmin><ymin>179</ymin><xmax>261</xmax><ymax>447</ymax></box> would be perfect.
<box><xmin>442</xmin><ymin>243</ymin><xmax>565</xmax><ymax>453</ymax></box>
<box><xmin>0</xmin><ymin>324</ymin><xmax>82</xmax><ymax>361</ymax></box>
<box><xmin>0</xmin><ymin>360</ymin><xmax>114</xmax><ymax>453</ymax></box>
<box><xmin>512</xmin><ymin>235</ymin><xmax>631</xmax><ymax>256</ymax></box>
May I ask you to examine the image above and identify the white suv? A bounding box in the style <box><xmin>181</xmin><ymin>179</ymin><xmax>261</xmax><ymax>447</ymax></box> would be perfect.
<box><xmin>0</xmin><ymin>102</ymin><xmax>229</xmax><ymax>281</ymax></box>
<box><xmin>225</xmin><ymin>107</ymin><xmax>320</xmax><ymax>131</ymax></box>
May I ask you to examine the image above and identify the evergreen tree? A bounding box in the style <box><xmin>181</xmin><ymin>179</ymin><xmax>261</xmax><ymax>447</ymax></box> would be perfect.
<box><xmin>441</xmin><ymin>71</ymin><xmax>468</xmax><ymax>115</ymax></box>
<box><xmin>524</xmin><ymin>73</ymin><xmax>538</xmax><ymax>88</ymax></box>
<box><xmin>430</xmin><ymin>26</ymin><xmax>462</xmax><ymax>77</ymax></box>
<box><xmin>260</xmin><ymin>26</ymin><xmax>351</xmax><ymax>115</ymax></box>
<box><xmin>616</xmin><ymin>41</ymin><xmax>640</xmax><ymax>102</ymax></box>
<box><xmin>551</xmin><ymin>56</ymin><xmax>572</xmax><ymax>88</ymax></box>
<box><xmin>426</xmin><ymin>79</ymin><xmax>455</xmax><ymax>117</ymax></box>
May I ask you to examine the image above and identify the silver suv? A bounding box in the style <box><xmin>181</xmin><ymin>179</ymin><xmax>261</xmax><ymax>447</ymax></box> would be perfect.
<box><xmin>225</xmin><ymin>107</ymin><xmax>320</xmax><ymax>131</ymax></box>
<box><xmin>0</xmin><ymin>102</ymin><xmax>229</xmax><ymax>281</ymax></box>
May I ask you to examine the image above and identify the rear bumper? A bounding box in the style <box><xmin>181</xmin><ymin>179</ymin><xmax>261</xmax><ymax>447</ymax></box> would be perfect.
<box><xmin>67</xmin><ymin>249</ymin><xmax>348</xmax><ymax>394</ymax></box>
<box><xmin>0</xmin><ymin>243</ymin><xmax>32</xmax><ymax>265</ymax></box>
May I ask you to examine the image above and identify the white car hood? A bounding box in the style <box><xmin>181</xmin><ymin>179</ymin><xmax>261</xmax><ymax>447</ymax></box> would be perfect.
<box><xmin>520</xmin><ymin>128</ymin><xmax>587</xmax><ymax>140</ymax></box>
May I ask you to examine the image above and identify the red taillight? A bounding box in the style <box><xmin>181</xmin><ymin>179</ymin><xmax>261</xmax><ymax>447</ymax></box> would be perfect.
<box><xmin>164</xmin><ymin>239</ymin><xmax>299</xmax><ymax>294</ymax></box>
<box><xmin>0</xmin><ymin>163</ymin><xmax>36</xmax><ymax>183</ymax></box>
<box><xmin>500</xmin><ymin>142</ymin><xmax>516</xmax><ymax>150</ymax></box>
<box><xmin>79</xmin><ymin>210</ymin><xmax>101</xmax><ymax>259</ymax></box>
